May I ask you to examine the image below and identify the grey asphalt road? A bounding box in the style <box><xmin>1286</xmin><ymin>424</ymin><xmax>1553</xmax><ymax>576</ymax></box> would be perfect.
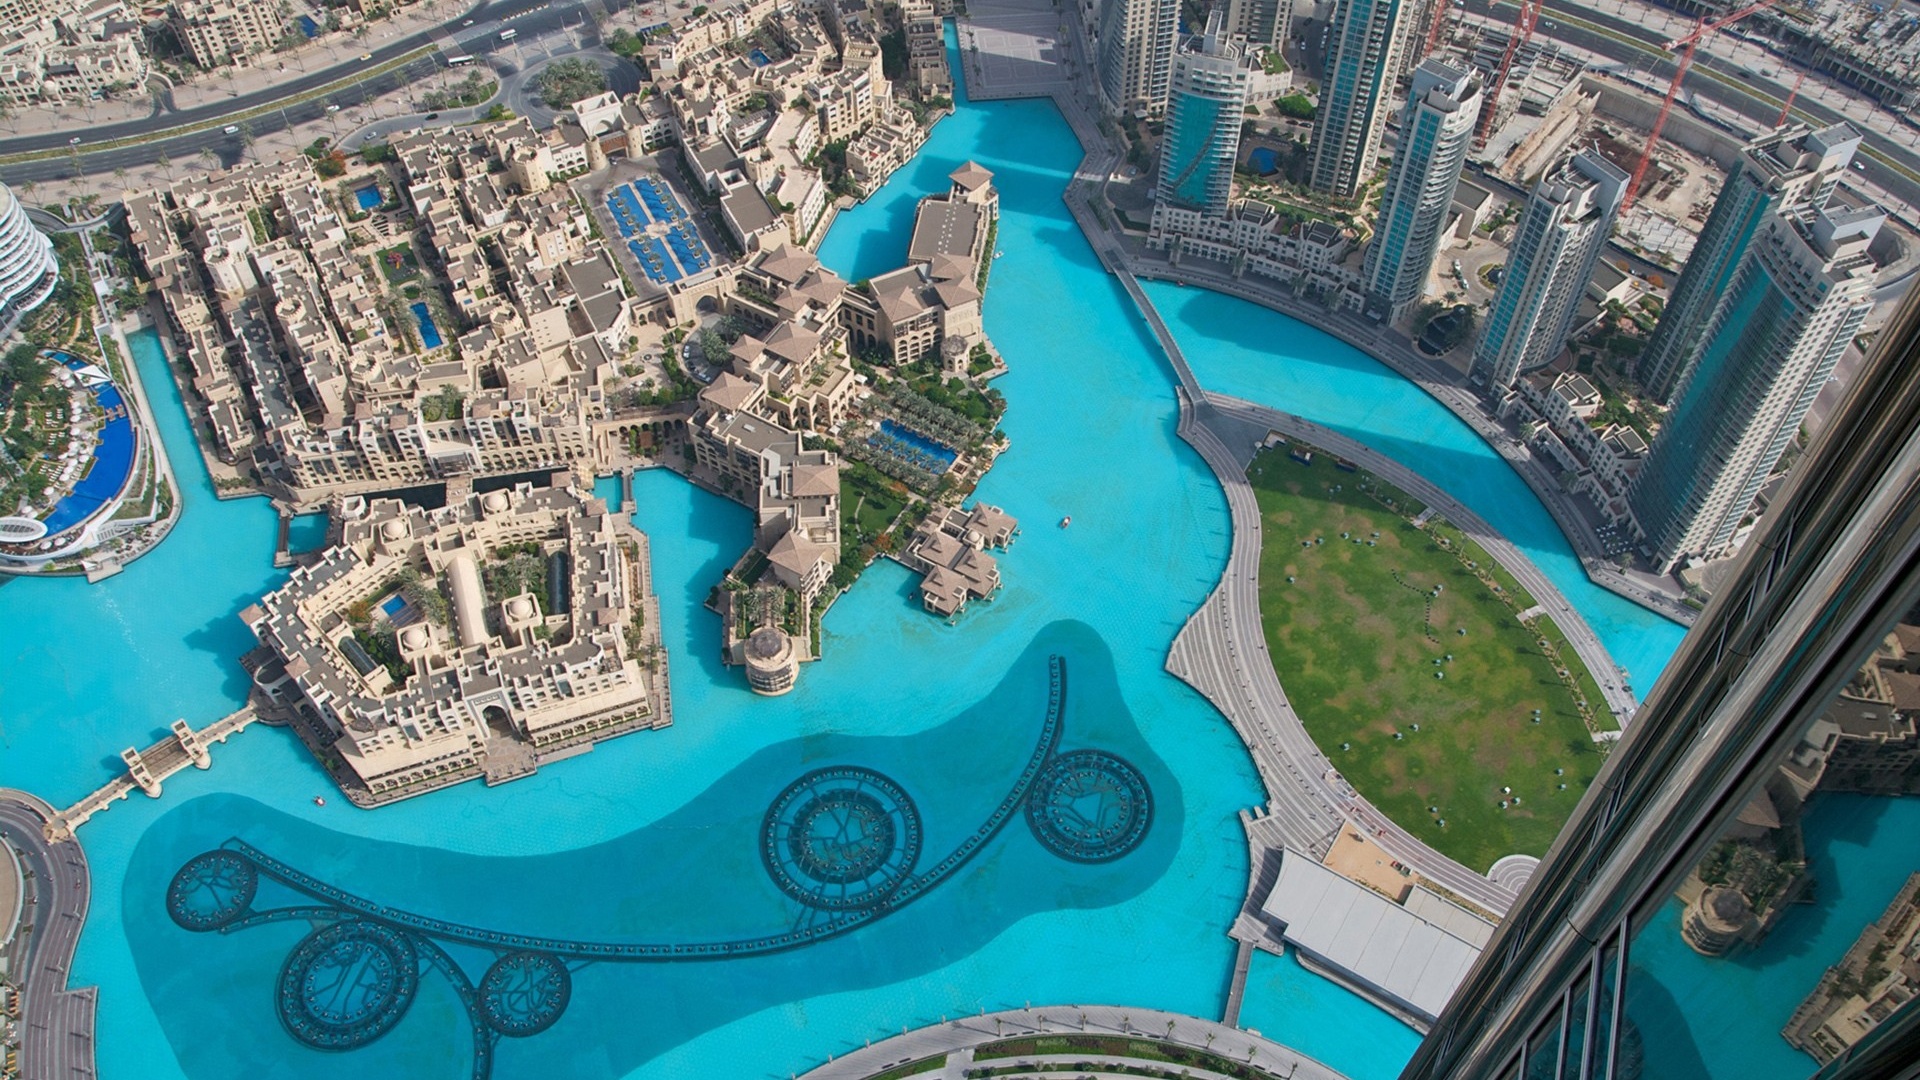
<box><xmin>0</xmin><ymin>0</ymin><xmax>651</xmax><ymax>186</ymax></box>
<box><xmin>1</xmin><ymin>790</ymin><xmax>95</xmax><ymax>1080</ymax></box>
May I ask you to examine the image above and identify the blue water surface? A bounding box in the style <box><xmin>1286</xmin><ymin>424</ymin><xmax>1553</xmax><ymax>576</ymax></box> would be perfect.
<box><xmin>877</xmin><ymin>418</ymin><xmax>958</xmax><ymax>469</ymax></box>
<box><xmin>354</xmin><ymin>185</ymin><xmax>381</xmax><ymax>211</ymax></box>
<box><xmin>0</xmin><ymin>21</ymin><xmax>1694</xmax><ymax>1080</ymax></box>
<box><xmin>410</xmin><ymin>302</ymin><xmax>443</xmax><ymax>350</ymax></box>
<box><xmin>1248</xmin><ymin>147</ymin><xmax>1279</xmax><ymax>175</ymax></box>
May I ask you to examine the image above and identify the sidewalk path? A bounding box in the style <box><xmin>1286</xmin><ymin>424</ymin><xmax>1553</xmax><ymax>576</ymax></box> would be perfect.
<box><xmin>794</xmin><ymin>1004</ymin><xmax>1350</xmax><ymax>1080</ymax></box>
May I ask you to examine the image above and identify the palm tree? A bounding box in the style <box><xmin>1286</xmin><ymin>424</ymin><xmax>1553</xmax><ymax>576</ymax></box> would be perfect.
<box><xmin>113</xmin><ymin>167</ymin><xmax>128</xmax><ymax>194</ymax></box>
<box><xmin>198</xmin><ymin>147</ymin><xmax>217</xmax><ymax>174</ymax></box>
<box><xmin>156</xmin><ymin>151</ymin><xmax>173</xmax><ymax>180</ymax></box>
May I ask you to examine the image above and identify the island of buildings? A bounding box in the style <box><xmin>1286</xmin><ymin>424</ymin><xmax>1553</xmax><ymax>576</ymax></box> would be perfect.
<box><xmin>241</xmin><ymin>479</ymin><xmax>665</xmax><ymax>804</ymax></box>
<box><xmin>120</xmin><ymin>0</ymin><xmax>1012</xmax><ymax>736</ymax></box>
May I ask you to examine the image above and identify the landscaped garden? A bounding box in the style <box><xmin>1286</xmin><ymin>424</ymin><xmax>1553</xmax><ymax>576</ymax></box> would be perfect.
<box><xmin>375</xmin><ymin>243</ymin><xmax>420</xmax><ymax>284</ymax></box>
<box><xmin>1248</xmin><ymin>443</ymin><xmax>1614</xmax><ymax>871</ymax></box>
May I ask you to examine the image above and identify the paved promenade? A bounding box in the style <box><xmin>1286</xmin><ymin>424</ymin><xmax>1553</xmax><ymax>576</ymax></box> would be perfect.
<box><xmin>793</xmin><ymin>1004</ymin><xmax>1348</xmax><ymax>1080</ymax></box>
<box><xmin>1203</xmin><ymin>393</ymin><xmax>1639</xmax><ymax>725</ymax></box>
<box><xmin>0</xmin><ymin>790</ymin><xmax>97</xmax><ymax>1080</ymax></box>
<box><xmin>1163</xmin><ymin>395</ymin><xmax>1522</xmax><ymax>916</ymax></box>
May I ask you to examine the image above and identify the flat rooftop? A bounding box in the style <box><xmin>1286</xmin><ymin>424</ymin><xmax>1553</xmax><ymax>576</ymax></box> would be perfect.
<box><xmin>1261</xmin><ymin>850</ymin><xmax>1491</xmax><ymax>1024</ymax></box>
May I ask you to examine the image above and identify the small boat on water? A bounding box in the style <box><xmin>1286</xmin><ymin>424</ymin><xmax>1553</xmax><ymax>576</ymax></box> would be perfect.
<box><xmin>313</xmin><ymin>796</ymin><xmax>327</xmax><ymax>807</ymax></box>
<box><xmin>1059</xmin><ymin>516</ymin><xmax>1071</xmax><ymax>528</ymax></box>
<box><xmin>994</xmin><ymin>250</ymin><xmax>1005</xmax><ymax>259</ymax></box>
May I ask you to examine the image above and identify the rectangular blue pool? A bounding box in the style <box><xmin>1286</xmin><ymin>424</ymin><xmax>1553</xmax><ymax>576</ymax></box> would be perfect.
<box><xmin>355</xmin><ymin>185</ymin><xmax>382</xmax><ymax>210</ymax></box>
<box><xmin>380</xmin><ymin>595</ymin><xmax>407</xmax><ymax>617</ymax></box>
<box><xmin>410</xmin><ymin>302</ymin><xmax>444</xmax><ymax>349</ymax></box>
<box><xmin>876</xmin><ymin>419</ymin><xmax>958</xmax><ymax>470</ymax></box>
<box><xmin>750</xmin><ymin>48</ymin><xmax>773</xmax><ymax>66</ymax></box>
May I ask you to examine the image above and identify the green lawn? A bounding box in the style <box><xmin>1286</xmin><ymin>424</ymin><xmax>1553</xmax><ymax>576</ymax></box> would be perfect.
<box><xmin>376</xmin><ymin>243</ymin><xmax>419</xmax><ymax>284</ymax></box>
<box><xmin>1248</xmin><ymin>447</ymin><xmax>1609</xmax><ymax>871</ymax></box>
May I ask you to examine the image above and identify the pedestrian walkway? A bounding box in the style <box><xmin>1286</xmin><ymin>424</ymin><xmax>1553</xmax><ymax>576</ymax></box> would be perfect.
<box><xmin>793</xmin><ymin>1004</ymin><xmax>1350</xmax><ymax>1080</ymax></box>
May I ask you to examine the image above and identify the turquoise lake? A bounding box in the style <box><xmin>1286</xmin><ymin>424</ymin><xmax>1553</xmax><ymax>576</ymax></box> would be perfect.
<box><xmin>0</xmin><ymin>25</ymin><xmax>1701</xmax><ymax>1080</ymax></box>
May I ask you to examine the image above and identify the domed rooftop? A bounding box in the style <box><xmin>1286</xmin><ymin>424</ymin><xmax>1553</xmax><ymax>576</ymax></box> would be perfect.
<box><xmin>745</xmin><ymin>627</ymin><xmax>792</xmax><ymax>664</ymax></box>
<box><xmin>381</xmin><ymin>518</ymin><xmax>406</xmax><ymax>540</ymax></box>
<box><xmin>401</xmin><ymin>626</ymin><xmax>429</xmax><ymax>651</ymax></box>
<box><xmin>483</xmin><ymin>491</ymin><xmax>510</xmax><ymax>513</ymax></box>
<box><xmin>1707</xmin><ymin>886</ymin><xmax>1752</xmax><ymax>923</ymax></box>
<box><xmin>507</xmin><ymin>595</ymin><xmax>535</xmax><ymax>620</ymax></box>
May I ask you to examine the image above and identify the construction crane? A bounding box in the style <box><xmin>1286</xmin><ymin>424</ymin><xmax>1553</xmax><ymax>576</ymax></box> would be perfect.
<box><xmin>1422</xmin><ymin>0</ymin><xmax>1455</xmax><ymax>60</ymax></box>
<box><xmin>1776</xmin><ymin>64</ymin><xmax>1809</xmax><ymax>127</ymax></box>
<box><xmin>1623</xmin><ymin>0</ymin><xmax>1782</xmax><ymax>214</ymax></box>
<box><xmin>1473</xmin><ymin>0</ymin><xmax>1548</xmax><ymax>151</ymax></box>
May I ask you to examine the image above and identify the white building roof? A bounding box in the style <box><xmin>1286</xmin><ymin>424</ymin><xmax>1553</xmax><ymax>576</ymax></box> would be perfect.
<box><xmin>1260</xmin><ymin>852</ymin><xmax>1489</xmax><ymax>1022</ymax></box>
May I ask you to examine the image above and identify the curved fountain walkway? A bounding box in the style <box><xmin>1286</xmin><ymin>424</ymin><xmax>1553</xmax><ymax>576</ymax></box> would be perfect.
<box><xmin>794</xmin><ymin>1003</ymin><xmax>1347</xmax><ymax>1080</ymax></box>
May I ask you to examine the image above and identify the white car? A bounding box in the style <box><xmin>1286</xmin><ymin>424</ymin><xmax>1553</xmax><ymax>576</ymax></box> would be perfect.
<box><xmin>325</xmin><ymin>103</ymin><xmax>341</xmax><ymax>113</ymax></box>
<box><xmin>223</xmin><ymin>124</ymin><xmax>239</xmax><ymax>134</ymax></box>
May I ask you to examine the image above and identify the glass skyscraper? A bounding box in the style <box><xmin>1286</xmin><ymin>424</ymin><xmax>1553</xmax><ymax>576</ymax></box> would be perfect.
<box><xmin>1401</xmin><ymin>280</ymin><xmax>1920</xmax><ymax>1080</ymax></box>
<box><xmin>1157</xmin><ymin>14</ymin><xmax>1253</xmax><ymax>218</ymax></box>
<box><xmin>1636</xmin><ymin>124</ymin><xmax>1861</xmax><ymax>407</ymax></box>
<box><xmin>1469</xmin><ymin>150</ymin><xmax>1627</xmax><ymax>390</ymax></box>
<box><xmin>1362</xmin><ymin>58</ymin><xmax>1481</xmax><ymax>321</ymax></box>
<box><xmin>1309</xmin><ymin>0</ymin><xmax>1414</xmax><ymax>199</ymax></box>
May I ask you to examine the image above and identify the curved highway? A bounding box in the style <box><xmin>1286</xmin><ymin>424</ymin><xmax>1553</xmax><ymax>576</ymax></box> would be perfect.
<box><xmin>0</xmin><ymin>0</ymin><xmax>649</xmax><ymax>185</ymax></box>
<box><xmin>0</xmin><ymin>789</ymin><xmax>95</xmax><ymax>1080</ymax></box>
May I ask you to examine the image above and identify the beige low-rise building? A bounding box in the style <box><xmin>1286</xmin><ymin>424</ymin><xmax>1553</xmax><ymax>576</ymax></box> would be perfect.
<box><xmin>169</xmin><ymin>0</ymin><xmax>287</xmax><ymax>69</ymax></box>
<box><xmin>241</xmin><ymin>480</ymin><xmax>667</xmax><ymax>803</ymax></box>
<box><xmin>901</xmin><ymin>503</ymin><xmax>1018</xmax><ymax>616</ymax></box>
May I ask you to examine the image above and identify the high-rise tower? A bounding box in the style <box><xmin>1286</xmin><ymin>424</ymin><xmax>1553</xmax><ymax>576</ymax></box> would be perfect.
<box><xmin>1157</xmin><ymin>13</ymin><xmax>1254</xmax><ymax>218</ymax></box>
<box><xmin>0</xmin><ymin>180</ymin><xmax>57</xmax><ymax>337</ymax></box>
<box><xmin>1400</xmin><ymin>277</ymin><xmax>1920</xmax><ymax>1080</ymax></box>
<box><xmin>1309</xmin><ymin>0</ymin><xmax>1415</xmax><ymax>199</ymax></box>
<box><xmin>1097</xmin><ymin>0</ymin><xmax>1179</xmax><ymax>117</ymax></box>
<box><xmin>1469</xmin><ymin>149</ymin><xmax>1627</xmax><ymax>390</ymax></box>
<box><xmin>1637</xmin><ymin>124</ymin><xmax>1861</xmax><ymax>406</ymax></box>
<box><xmin>1629</xmin><ymin>203</ymin><xmax>1881</xmax><ymax>572</ymax></box>
<box><xmin>1222</xmin><ymin>0</ymin><xmax>1289</xmax><ymax>51</ymax></box>
<box><xmin>1361</xmin><ymin>58</ymin><xmax>1481</xmax><ymax>320</ymax></box>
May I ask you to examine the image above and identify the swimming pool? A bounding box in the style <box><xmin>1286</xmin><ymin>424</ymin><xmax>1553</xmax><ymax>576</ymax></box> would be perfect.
<box><xmin>354</xmin><ymin>185</ymin><xmax>382</xmax><ymax>211</ymax></box>
<box><xmin>750</xmin><ymin>48</ymin><xmax>773</xmax><ymax>66</ymax></box>
<box><xmin>876</xmin><ymin>418</ymin><xmax>958</xmax><ymax>470</ymax></box>
<box><xmin>39</xmin><ymin>353</ymin><xmax>137</xmax><ymax>536</ymax></box>
<box><xmin>410</xmin><ymin>302</ymin><xmax>444</xmax><ymax>349</ymax></box>
<box><xmin>1248</xmin><ymin>147</ymin><xmax>1279</xmax><ymax>175</ymax></box>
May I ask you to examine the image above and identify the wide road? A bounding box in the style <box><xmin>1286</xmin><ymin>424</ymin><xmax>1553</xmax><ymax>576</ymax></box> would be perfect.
<box><xmin>0</xmin><ymin>0</ymin><xmax>652</xmax><ymax>185</ymax></box>
<box><xmin>0</xmin><ymin>789</ymin><xmax>96</xmax><ymax>1080</ymax></box>
<box><xmin>1460</xmin><ymin>0</ymin><xmax>1920</xmax><ymax>211</ymax></box>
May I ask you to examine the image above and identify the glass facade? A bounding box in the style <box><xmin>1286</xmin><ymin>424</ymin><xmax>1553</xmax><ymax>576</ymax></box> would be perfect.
<box><xmin>1402</xmin><ymin>286</ymin><xmax>1920</xmax><ymax>1080</ymax></box>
